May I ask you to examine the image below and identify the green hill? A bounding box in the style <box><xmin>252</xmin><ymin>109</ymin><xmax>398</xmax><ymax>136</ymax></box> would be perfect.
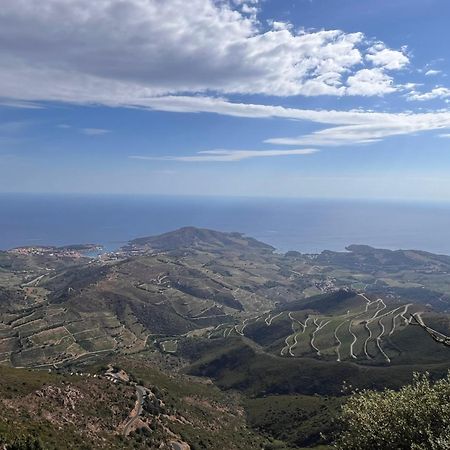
<box><xmin>1</xmin><ymin>227</ymin><xmax>450</xmax><ymax>448</ymax></box>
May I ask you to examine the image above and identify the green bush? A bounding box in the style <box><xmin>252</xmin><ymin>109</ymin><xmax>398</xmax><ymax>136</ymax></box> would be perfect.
<box><xmin>0</xmin><ymin>435</ymin><xmax>43</xmax><ymax>450</ymax></box>
<box><xmin>335</xmin><ymin>372</ymin><xmax>450</xmax><ymax>449</ymax></box>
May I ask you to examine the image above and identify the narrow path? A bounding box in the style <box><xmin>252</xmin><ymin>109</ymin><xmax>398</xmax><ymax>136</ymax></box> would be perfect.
<box><xmin>234</xmin><ymin>317</ymin><xmax>251</xmax><ymax>336</ymax></box>
<box><xmin>302</xmin><ymin>316</ymin><xmax>311</xmax><ymax>332</ymax></box>
<box><xmin>362</xmin><ymin>298</ymin><xmax>384</xmax><ymax>357</ymax></box>
<box><xmin>412</xmin><ymin>312</ymin><xmax>449</xmax><ymax>340</ymax></box>
<box><xmin>281</xmin><ymin>314</ymin><xmax>310</xmax><ymax>357</ymax></box>
<box><xmin>197</xmin><ymin>304</ymin><xmax>217</xmax><ymax>317</ymax></box>
<box><xmin>281</xmin><ymin>314</ymin><xmax>297</xmax><ymax>356</ymax></box>
<box><xmin>280</xmin><ymin>334</ymin><xmax>292</xmax><ymax>356</ymax></box>
<box><xmin>389</xmin><ymin>304</ymin><xmax>411</xmax><ymax>336</ymax></box>
<box><xmin>348</xmin><ymin>320</ymin><xmax>358</xmax><ymax>359</ymax></box>
<box><xmin>376</xmin><ymin>317</ymin><xmax>391</xmax><ymax>363</ymax></box>
<box><xmin>25</xmin><ymin>346</ymin><xmax>117</xmax><ymax>369</ymax></box>
<box><xmin>363</xmin><ymin>321</ymin><xmax>373</xmax><ymax>359</ymax></box>
<box><xmin>369</xmin><ymin>304</ymin><xmax>404</xmax><ymax>324</ymax></box>
<box><xmin>267</xmin><ymin>311</ymin><xmax>283</xmax><ymax>325</ymax></box>
<box><xmin>310</xmin><ymin>318</ymin><xmax>330</xmax><ymax>356</ymax></box>
<box><xmin>289</xmin><ymin>312</ymin><xmax>309</xmax><ymax>332</ymax></box>
<box><xmin>22</xmin><ymin>274</ymin><xmax>45</xmax><ymax>287</ymax></box>
<box><xmin>239</xmin><ymin>318</ymin><xmax>251</xmax><ymax>335</ymax></box>
<box><xmin>363</xmin><ymin>303</ymin><xmax>408</xmax><ymax>361</ymax></box>
<box><xmin>401</xmin><ymin>304</ymin><xmax>412</xmax><ymax>325</ymax></box>
<box><xmin>288</xmin><ymin>332</ymin><xmax>300</xmax><ymax>357</ymax></box>
<box><xmin>334</xmin><ymin>298</ymin><xmax>376</xmax><ymax>361</ymax></box>
<box><xmin>367</xmin><ymin>299</ymin><xmax>387</xmax><ymax>322</ymax></box>
<box><xmin>358</xmin><ymin>293</ymin><xmax>374</xmax><ymax>312</ymax></box>
<box><xmin>243</xmin><ymin>319</ymin><xmax>252</xmax><ymax>334</ymax></box>
<box><xmin>207</xmin><ymin>323</ymin><xmax>226</xmax><ymax>338</ymax></box>
<box><xmin>288</xmin><ymin>316</ymin><xmax>311</xmax><ymax>357</ymax></box>
<box><xmin>334</xmin><ymin>320</ymin><xmax>346</xmax><ymax>362</ymax></box>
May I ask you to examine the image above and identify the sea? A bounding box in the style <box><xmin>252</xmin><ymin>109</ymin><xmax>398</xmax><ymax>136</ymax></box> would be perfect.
<box><xmin>1</xmin><ymin>193</ymin><xmax>450</xmax><ymax>255</ymax></box>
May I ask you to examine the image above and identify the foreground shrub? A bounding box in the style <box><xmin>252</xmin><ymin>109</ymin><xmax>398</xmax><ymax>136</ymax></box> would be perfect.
<box><xmin>335</xmin><ymin>372</ymin><xmax>450</xmax><ymax>449</ymax></box>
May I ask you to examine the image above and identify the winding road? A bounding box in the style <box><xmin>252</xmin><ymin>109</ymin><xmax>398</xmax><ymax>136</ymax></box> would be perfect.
<box><xmin>123</xmin><ymin>385</ymin><xmax>146</xmax><ymax>436</ymax></box>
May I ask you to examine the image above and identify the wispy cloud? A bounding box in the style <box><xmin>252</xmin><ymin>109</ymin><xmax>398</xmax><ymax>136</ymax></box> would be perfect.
<box><xmin>407</xmin><ymin>87</ymin><xmax>450</xmax><ymax>101</ymax></box>
<box><xmin>151</xmin><ymin>169</ymin><xmax>178</xmax><ymax>175</ymax></box>
<box><xmin>80</xmin><ymin>128</ymin><xmax>111</xmax><ymax>136</ymax></box>
<box><xmin>0</xmin><ymin>100</ymin><xmax>44</xmax><ymax>109</ymax></box>
<box><xmin>131</xmin><ymin>148</ymin><xmax>318</xmax><ymax>162</ymax></box>
<box><xmin>125</xmin><ymin>95</ymin><xmax>450</xmax><ymax>147</ymax></box>
<box><xmin>57</xmin><ymin>124</ymin><xmax>111</xmax><ymax>135</ymax></box>
<box><xmin>265</xmin><ymin>122</ymin><xmax>426</xmax><ymax>147</ymax></box>
<box><xmin>3</xmin><ymin>87</ymin><xmax>450</xmax><ymax>153</ymax></box>
<box><xmin>425</xmin><ymin>69</ymin><xmax>442</xmax><ymax>76</ymax></box>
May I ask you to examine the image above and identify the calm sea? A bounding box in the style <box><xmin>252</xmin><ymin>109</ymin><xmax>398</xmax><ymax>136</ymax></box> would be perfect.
<box><xmin>1</xmin><ymin>194</ymin><xmax>450</xmax><ymax>255</ymax></box>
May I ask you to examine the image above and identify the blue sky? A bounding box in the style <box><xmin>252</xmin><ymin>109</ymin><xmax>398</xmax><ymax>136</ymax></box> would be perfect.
<box><xmin>1</xmin><ymin>0</ymin><xmax>450</xmax><ymax>200</ymax></box>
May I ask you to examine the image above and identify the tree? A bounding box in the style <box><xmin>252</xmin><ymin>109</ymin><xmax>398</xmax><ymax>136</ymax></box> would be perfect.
<box><xmin>335</xmin><ymin>372</ymin><xmax>450</xmax><ymax>450</ymax></box>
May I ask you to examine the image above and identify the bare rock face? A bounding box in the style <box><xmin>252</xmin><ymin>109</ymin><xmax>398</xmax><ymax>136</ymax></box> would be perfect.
<box><xmin>169</xmin><ymin>440</ymin><xmax>191</xmax><ymax>450</ymax></box>
<box><xmin>35</xmin><ymin>385</ymin><xmax>83</xmax><ymax>410</ymax></box>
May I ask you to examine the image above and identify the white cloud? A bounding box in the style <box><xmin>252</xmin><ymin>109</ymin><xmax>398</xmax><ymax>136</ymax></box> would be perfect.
<box><xmin>81</xmin><ymin>128</ymin><xmax>111</xmax><ymax>136</ymax></box>
<box><xmin>408</xmin><ymin>87</ymin><xmax>450</xmax><ymax>101</ymax></box>
<box><xmin>56</xmin><ymin>93</ymin><xmax>448</xmax><ymax>148</ymax></box>
<box><xmin>0</xmin><ymin>100</ymin><xmax>43</xmax><ymax>109</ymax></box>
<box><xmin>57</xmin><ymin>124</ymin><xmax>111</xmax><ymax>135</ymax></box>
<box><xmin>425</xmin><ymin>69</ymin><xmax>442</xmax><ymax>76</ymax></box>
<box><xmin>267</xmin><ymin>123</ymin><xmax>419</xmax><ymax>147</ymax></box>
<box><xmin>91</xmin><ymin>93</ymin><xmax>450</xmax><ymax>148</ymax></box>
<box><xmin>366</xmin><ymin>44</ymin><xmax>409</xmax><ymax>70</ymax></box>
<box><xmin>346</xmin><ymin>68</ymin><xmax>396</xmax><ymax>96</ymax></box>
<box><xmin>0</xmin><ymin>0</ymin><xmax>409</xmax><ymax>101</ymax></box>
<box><xmin>232</xmin><ymin>0</ymin><xmax>259</xmax><ymax>5</ymax></box>
<box><xmin>269</xmin><ymin>20</ymin><xmax>293</xmax><ymax>31</ymax></box>
<box><xmin>98</xmin><ymin>94</ymin><xmax>436</xmax><ymax>126</ymax></box>
<box><xmin>241</xmin><ymin>4</ymin><xmax>258</xmax><ymax>16</ymax></box>
<box><xmin>131</xmin><ymin>148</ymin><xmax>318</xmax><ymax>162</ymax></box>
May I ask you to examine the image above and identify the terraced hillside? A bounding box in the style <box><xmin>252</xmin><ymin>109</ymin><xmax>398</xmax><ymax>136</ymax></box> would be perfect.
<box><xmin>207</xmin><ymin>290</ymin><xmax>449</xmax><ymax>365</ymax></box>
<box><xmin>1</xmin><ymin>228</ymin><xmax>450</xmax><ymax>449</ymax></box>
<box><xmin>0</xmin><ymin>228</ymin><xmax>334</xmax><ymax>368</ymax></box>
<box><xmin>1</xmin><ymin>227</ymin><xmax>450</xmax><ymax>370</ymax></box>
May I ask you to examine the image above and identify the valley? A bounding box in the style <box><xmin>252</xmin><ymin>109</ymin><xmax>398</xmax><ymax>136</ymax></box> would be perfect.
<box><xmin>1</xmin><ymin>227</ymin><xmax>450</xmax><ymax>449</ymax></box>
